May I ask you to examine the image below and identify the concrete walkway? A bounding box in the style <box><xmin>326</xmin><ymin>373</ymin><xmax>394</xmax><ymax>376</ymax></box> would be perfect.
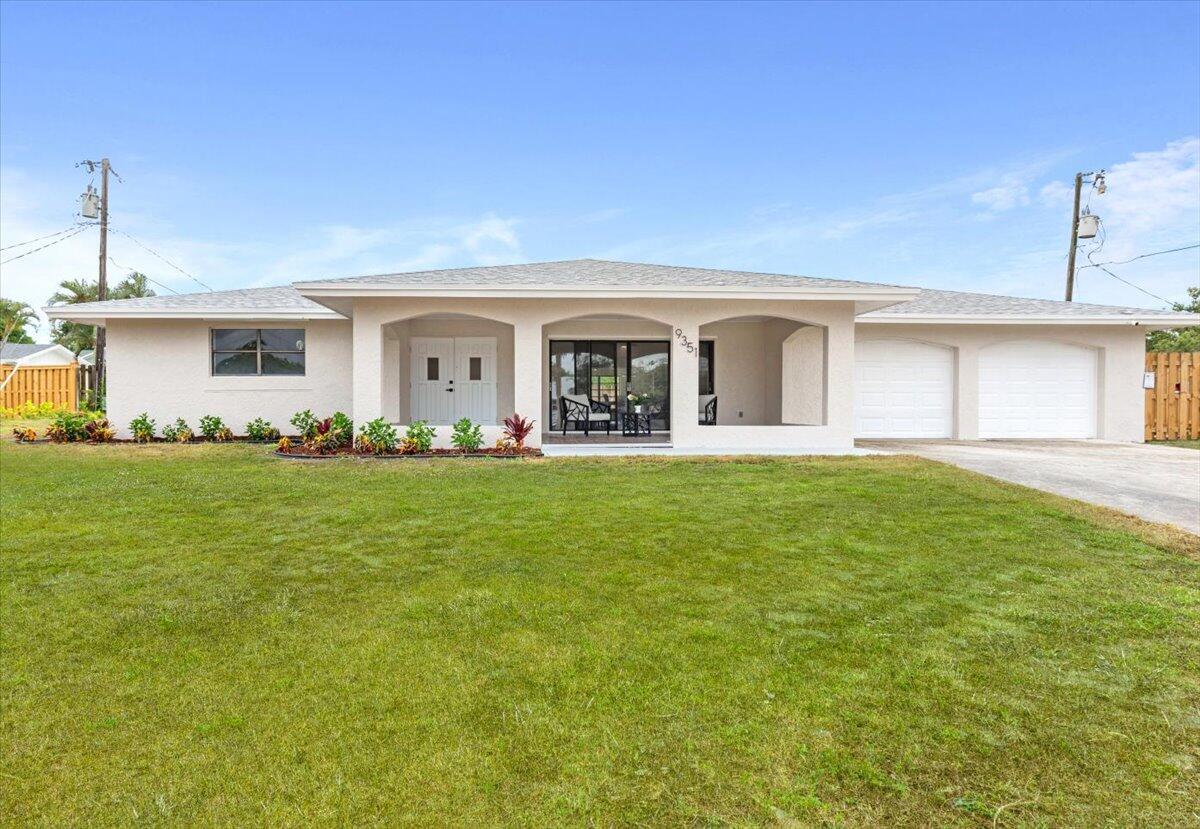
<box><xmin>860</xmin><ymin>439</ymin><xmax>1200</xmax><ymax>534</ymax></box>
<box><xmin>541</xmin><ymin>444</ymin><xmax>879</xmax><ymax>457</ymax></box>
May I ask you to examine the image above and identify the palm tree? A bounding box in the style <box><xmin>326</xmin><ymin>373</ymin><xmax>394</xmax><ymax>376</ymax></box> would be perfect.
<box><xmin>48</xmin><ymin>272</ymin><xmax>155</xmax><ymax>355</ymax></box>
<box><xmin>0</xmin><ymin>298</ymin><xmax>38</xmax><ymax>355</ymax></box>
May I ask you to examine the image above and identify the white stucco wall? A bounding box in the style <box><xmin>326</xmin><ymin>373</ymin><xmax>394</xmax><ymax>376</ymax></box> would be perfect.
<box><xmin>105</xmin><ymin>318</ymin><xmax>352</xmax><ymax>438</ymax></box>
<box><xmin>855</xmin><ymin>323</ymin><xmax>1148</xmax><ymax>442</ymax></box>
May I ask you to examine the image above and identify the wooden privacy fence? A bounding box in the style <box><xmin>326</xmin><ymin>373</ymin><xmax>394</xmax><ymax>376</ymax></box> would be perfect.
<box><xmin>1145</xmin><ymin>352</ymin><xmax>1200</xmax><ymax>441</ymax></box>
<box><xmin>0</xmin><ymin>362</ymin><xmax>80</xmax><ymax>411</ymax></box>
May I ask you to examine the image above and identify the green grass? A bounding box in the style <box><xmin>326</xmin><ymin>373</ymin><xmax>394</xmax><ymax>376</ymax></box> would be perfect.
<box><xmin>2</xmin><ymin>441</ymin><xmax>1198</xmax><ymax>827</ymax></box>
<box><xmin>1154</xmin><ymin>439</ymin><xmax>1200</xmax><ymax>450</ymax></box>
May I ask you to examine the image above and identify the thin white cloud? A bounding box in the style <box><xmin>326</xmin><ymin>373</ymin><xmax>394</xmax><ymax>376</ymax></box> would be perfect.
<box><xmin>1038</xmin><ymin>180</ymin><xmax>1074</xmax><ymax>208</ymax></box>
<box><xmin>971</xmin><ymin>178</ymin><xmax>1031</xmax><ymax>212</ymax></box>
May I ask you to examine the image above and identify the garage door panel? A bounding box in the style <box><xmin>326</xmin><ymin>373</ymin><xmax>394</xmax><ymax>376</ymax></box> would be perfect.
<box><xmin>978</xmin><ymin>341</ymin><xmax>1097</xmax><ymax>438</ymax></box>
<box><xmin>855</xmin><ymin>339</ymin><xmax>955</xmax><ymax>438</ymax></box>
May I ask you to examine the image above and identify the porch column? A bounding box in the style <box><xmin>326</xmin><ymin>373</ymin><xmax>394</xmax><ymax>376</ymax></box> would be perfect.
<box><xmin>825</xmin><ymin>310</ymin><xmax>856</xmax><ymax>445</ymax></box>
<box><xmin>512</xmin><ymin>315</ymin><xmax>543</xmax><ymax>448</ymax></box>
<box><xmin>352</xmin><ymin>304</ymin><xmax>385</xmax><ymax>424</ymax></box>
<box><xmin>670</xmin><ymin>319</ymin><xmax>701</xmax><ymax>446</ymax></box>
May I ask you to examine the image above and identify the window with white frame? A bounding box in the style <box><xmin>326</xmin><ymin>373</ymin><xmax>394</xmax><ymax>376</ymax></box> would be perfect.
<box><xmin>211</xmin><ymin>328</ymin><xmax>305</xmax><ymax>375</ymax></box>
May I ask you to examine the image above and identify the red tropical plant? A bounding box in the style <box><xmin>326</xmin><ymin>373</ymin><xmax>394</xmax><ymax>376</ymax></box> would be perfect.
<box><xmin>502</xmin><ymin>413</ymin><xmax>535</xmax><ymax>447</ymax></box>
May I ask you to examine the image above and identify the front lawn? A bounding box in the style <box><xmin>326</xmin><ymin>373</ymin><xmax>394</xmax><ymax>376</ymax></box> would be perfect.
<box><xmin>2</xmin><ymin>442</ymin><xmax>1197</xmax><ymax>826</ymax></box>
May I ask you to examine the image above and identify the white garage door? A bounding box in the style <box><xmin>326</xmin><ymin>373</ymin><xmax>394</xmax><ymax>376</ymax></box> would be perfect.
<box><xmin>978</xmin><ymin>341</ymin><xmax>1097</xmax><ymax>438</ymax></box>
<box><xmin>855</xmin><ymin>339</ymin><xmax>954</xmax><ymax>438</ymax></box>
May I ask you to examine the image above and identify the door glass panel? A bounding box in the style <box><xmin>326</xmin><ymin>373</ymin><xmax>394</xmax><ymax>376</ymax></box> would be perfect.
<box><xmin>469</xmin><ymin>356</ymin><xmax>482</xmax><ymax>381</ymax></box>
<box><xmin>427</xmin><ymin>357</ymin><xmax>439</xmax><ymax>381</ymax></box>
<box><xmin>549</xmin><ymin>341</ymin><xmax>576</xmax><ymax>430</ymax></box>
<box><xmin>699</xmin><ymin>340</ymin><xmax>714</xmax><ymax>395</ymax></box>
<box><xmin>630</xmin><ymin>342</ymin><xmax>670</xmax><ymax>430</ymax></box>
<box><xmin>590</xmin><ymin>342</ymin><xmax>617</xmax><ymax>408</ymax></box>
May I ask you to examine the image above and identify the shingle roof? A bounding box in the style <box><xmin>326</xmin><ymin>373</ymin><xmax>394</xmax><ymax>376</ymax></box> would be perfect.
<box><xmin>43</xmin><ymin>286</ymin><xmax>332</xmax><ymax>315</ymax></box>
<box><xmin>41</xmin><ymin>259</ymin><xmax>1198</xmax><ymax>322</ymax></box>
<box><xmin>1</xmin><ymin>343</ymin><xmax>59</xmax><ymax>362</ymax></box>
<box><xmin>861</xmin><ymin>287</ymin><xmax>1191</xmax><ymax>318</ymax></box>
<box><xmin>295</xmin><ymin>258</ymin><xmax>907</xmax><ymax>291</ymax></box>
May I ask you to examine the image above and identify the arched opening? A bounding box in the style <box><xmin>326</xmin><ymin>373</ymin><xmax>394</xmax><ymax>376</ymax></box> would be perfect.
<box><xmin>697</xmin><ymin>315</ymin><xmax>828</xmax><ymax>426</ymax></box>
<box><xmin>541</xmin><ymin>313</ymin><xmax>673</xmax><ymax>440</ymax></box>
<box><xmin>382</xmin><ymin>313</ymin><xmax>515</xmax><ymax>425</ymax></box>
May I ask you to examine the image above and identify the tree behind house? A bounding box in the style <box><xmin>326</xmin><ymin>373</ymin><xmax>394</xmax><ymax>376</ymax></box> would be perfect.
<box><xmin>48</xmin><ymin>272</ymin><xmax>156</xmax><ymax>355</ymax></box>
<box><xmin>0</xmin><ymin>298</ymin><xmax>38</xmax><ymax>355</ymax></box>
<box><xmin>1146</xmin><ymin>286</ymin><xmax>1200</xmax><ymax>352</ymax></box>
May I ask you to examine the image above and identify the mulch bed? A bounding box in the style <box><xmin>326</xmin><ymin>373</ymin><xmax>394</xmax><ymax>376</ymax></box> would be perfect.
<box><xmin>274</xmin><ymin>446</ymin><xmax>542</xmax><ymax>460</ymax></box>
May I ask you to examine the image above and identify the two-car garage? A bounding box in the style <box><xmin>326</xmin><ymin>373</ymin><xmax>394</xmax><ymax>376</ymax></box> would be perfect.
<box><xmin>854</xmin><ymin>337</ymin><xmax>1100</xmax><ymax>439</ymax></box>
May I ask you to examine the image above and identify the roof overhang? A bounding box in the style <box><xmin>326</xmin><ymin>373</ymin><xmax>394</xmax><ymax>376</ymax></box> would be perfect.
<box><xmin>42</xmin><ymin>306</ymin><xmax>346</xmax><ymax>325</ymax></box>
<box><xmin>856</xmin><ymin>313</ymin><xmax>1200</xmax><ymax>329</ymax></box>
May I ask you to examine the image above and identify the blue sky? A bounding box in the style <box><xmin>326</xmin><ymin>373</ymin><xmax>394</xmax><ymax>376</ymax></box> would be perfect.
<box><xmin>2</xmin><ymin>1</ymin><xmax>1198</xmax><ymax>335</ymax></box>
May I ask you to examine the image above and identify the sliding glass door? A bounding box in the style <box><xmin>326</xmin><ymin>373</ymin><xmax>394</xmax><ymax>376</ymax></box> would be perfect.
<box><xmin>549</xmin><ymin>340</ymin><xmax>670</xmax><ymax>431</ymax></box>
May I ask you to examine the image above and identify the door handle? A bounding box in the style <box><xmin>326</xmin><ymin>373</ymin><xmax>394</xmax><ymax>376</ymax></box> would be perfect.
<box><xmin>446</xmin><ymin>388</ymin><xmax>454</xmax><ymax>392</ymax></box>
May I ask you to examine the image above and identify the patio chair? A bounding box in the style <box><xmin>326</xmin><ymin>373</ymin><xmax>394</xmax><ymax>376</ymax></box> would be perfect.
<box><xmin>699</xmin><ymin>394</ymin><xmax>718</xmax><ymax>425</ymax></box>
<box><xmin>560</xmin><ymin>393</ymin><xmax>613</xmax><ymax>436</ymax></box>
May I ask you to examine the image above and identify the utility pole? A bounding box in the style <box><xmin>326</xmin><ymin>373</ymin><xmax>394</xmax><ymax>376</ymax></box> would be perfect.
<box><xmin>1064</xmin><ymin>173</ymin><xmax>1083</xmax><ymax>302</ymax></box>
<box><xmin>1064</xmin><ymin>169</ymin><xmax>1105</xmax><ymax>302</ymax></box>
<box><xmin>97</xmin><ymin>157</ymin><xmax>109</xmax><ymax>402</ymax></box>
<box><xmin>79</xmin><ymin>157</ymin><xmax>114</xmax><ymax>405</ymax></box>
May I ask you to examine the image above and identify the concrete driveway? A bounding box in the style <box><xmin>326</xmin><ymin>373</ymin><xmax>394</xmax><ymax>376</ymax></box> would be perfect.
<box><xmin>859</xmin><ymin>439</ymin><xmax>1200</xmax><ymax>534</ymax></box>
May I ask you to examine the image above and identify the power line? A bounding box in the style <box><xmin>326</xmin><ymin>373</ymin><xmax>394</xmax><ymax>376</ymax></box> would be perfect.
<box><xmin>0</xmin><ymin>225</ymin><xmax>91</xmax><ymax>265</ymax></box>
<box><xmin>1085</xmin><ymin>248</ymin><xmax>1177</xmax><ymax>307</ymax></box>
<box><xmin>107</xmin><ymin>256</ymin><xmax>181</xmax><ymax>295</ymax></box>
<box><xmin>0</xmin><ymin>223</ymin><xmax>95</xmax><ymax>252</ymax></box>
<box><xmin>109</xmin><ymin>227</ymin><xmax>214</xmax><ymax>292</ymax></box>
<box><xmin>1078</xmin><ymin>243</ymin><xmax>1200</xmax><ymax>270</ymax></box>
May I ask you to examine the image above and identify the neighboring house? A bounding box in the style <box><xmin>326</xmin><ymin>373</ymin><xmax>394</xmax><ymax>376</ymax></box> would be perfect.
<box><xmin>0</xmin><ymin>342</ymin><xmax>79</xmax><ymax>367</ymax></box>
<box><xmin>44</xmin><ymin>259</ymin><xmax>1198</xmax><ymax>448</ymax></box>
<box><xmin>77</xmin><ymin>349</ymin><xmax>95</xmax><ymax>367</ymax></box>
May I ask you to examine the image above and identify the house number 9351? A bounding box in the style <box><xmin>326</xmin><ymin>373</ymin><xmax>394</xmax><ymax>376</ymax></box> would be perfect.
<box><xmin>674</xmin><ymin>328</ymin><xmax>696</xmax><ymax>355</ymax></box>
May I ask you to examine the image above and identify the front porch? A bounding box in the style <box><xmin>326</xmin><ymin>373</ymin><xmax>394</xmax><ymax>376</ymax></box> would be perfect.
<box><xmin>348</xmin><ymin>297</ymin><xmax>859</xmax><ymax>452</ymax></box>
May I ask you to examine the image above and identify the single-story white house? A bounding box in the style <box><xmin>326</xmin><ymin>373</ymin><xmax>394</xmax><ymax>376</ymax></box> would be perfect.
<box><xmin>45</xmin><ymin>259</ymin><xmax>1198</xmax><ymax>448</ymax></box>
<box><xmin>0</xmin><ymin>342</ymin><xmax>79</xmax><ymax>367</ymax></box>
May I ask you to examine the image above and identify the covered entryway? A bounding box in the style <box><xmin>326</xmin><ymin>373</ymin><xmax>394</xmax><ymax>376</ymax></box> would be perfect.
<box><xmin>978</xmin><ymin>340</ymin><xmax>1098</xmax><ymax>438</ymax></box>
<box><xmin>854</xmin><ymin>339</ymin><xmax>954</xmax><ymax>438</ymax></box>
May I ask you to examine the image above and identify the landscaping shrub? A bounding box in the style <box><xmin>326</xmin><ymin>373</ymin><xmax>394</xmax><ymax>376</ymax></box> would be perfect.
<box><xmin>276</xmin><ymin>436</ymin><xmax>293</xmax><ymax>452</ymax></box>
<box><xmin>162</xmin><ymin>418</ymin><xmax>193</xmax><ymax>443</ymax></box>
<box><xmin>330</xmin><ymin>412</ymin><xmax>352</xmax><ymax>442</ymax></box>
<box><xmin>11</xmin><ymin>426</ymin><xmax>37</xmax><ymax>442</ymax></box>
<box><xmin>198</xmin><ymin>415</ymin><xmax>226</xmax><ymax>440</ymax></box>
<box><xmin>397</xmin><ymin>437</ymin><xmax>421</xmax><ymax>455</ymax></box>
<box><xmin>129</xmin><ymin>412</ymin><xmax>156</xmax><ymax>443</ymax></box>
<box><xmin>357</xmin><ymin>417</ymin><xmax>398</xmax><ymax>454</ymax></box>
<box><xmin>84</xmin><ymin>418</ymin><xmax>115</xmax><ymax>443</ymax></box>
<box><xmin>502</xmin><ymin>413</ymin><xmax>535</xmax><ymax>448</ymax></box>
<box><xmin>450</xmin><ymin>417</ymin><xmax>483</xmax><ymax>452</ymax></box>
<box><xmin>405</xmin><ymin>421</ymin><xmax>435</xmax><ymax>453</ymax></box>
<box><xmin>44</xmin><ymin>410</ymin><xmax>90</xmax><ymax>443</ymax></box>
<box><xmin>245</xmin><ymin>417</ymin><xmax>279</xmax><ymax>442</ymax></box>
<box><xmin>290</xmin><ymin>409</ymin><xmax>319</xmax><ymax>440</ymax></box>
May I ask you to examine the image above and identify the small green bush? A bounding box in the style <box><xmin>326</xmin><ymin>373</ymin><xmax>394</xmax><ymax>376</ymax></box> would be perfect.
<box><xmin>245</xmin><ymin>417</ymin><xmax>280</xmax><ymax>442</ymax></box>
<box><xmin>129</xmin><ymin>412</ymin><xmax>156</xmax><ymax>443</ymax></box>
<box><xmin>290</xmin><ymin>409</ymin><xmax>318</xmax><ymax>439</ymax></box>
<box><xmin>450</xmin><ymin>417</ymin><xmax>483</xmax><ymax>452</ymax></box>
<box><xmin>45</xmin><ymin>410</ymin><xmax>90</xmax><ymax>443</ymax></box>
<box><xmin>330</xmin><ymin>412</ymin><xmax>353</xmax><ymax>445</ymax></box>
<box><xmin>405</xmin><ymin>420</ymin><xmax>435</xmax><ymax>453</ymax></box>
<box><xmin>358</xmin><ymin>417</ymin><xmax>398</xmax><ymax>454</ymax></box>
<box><xmin>198</xmin><ymin>415</ymin><xmax>226</xmax><ymax>440</ymax></box>
<box><xmin>162</xmin><ymin>418</ymin><xmax>193</xmax><ymax>443</ymax></box>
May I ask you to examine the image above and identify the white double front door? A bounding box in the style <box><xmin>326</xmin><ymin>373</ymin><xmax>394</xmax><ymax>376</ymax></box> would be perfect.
<box><xmin>410</xmin><ymin>337</ymin><xmax>497</xmax><ymax>424</ymax></box>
